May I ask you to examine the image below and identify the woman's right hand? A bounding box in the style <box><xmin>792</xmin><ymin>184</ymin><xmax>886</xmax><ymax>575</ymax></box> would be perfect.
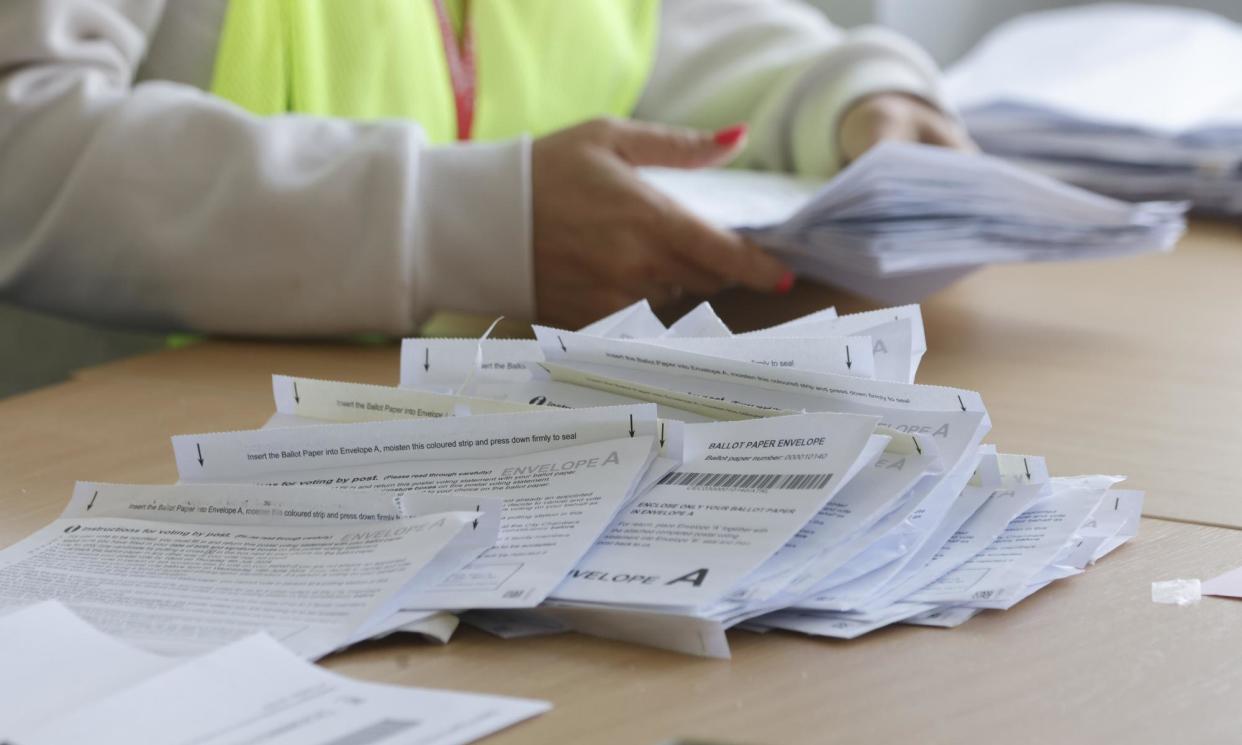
<box><xmin>531</xmin><ymin>118</ymin><xmax>794</xmax><ymax>329</ymax></box>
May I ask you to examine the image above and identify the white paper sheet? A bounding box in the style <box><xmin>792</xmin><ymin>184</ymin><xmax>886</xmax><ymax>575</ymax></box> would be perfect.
<box><xmin>10</xmin><ymin>631</ymin><xmax>548</xmax><ymax>745</ymax></box>
<box><xmin>0</xmin><ymin>507</ymin><xmax>476</xmax><ymax>659</ymax></box>
<box><xmin>173</xmin><ymin>407</ymin><xmax>663</xmax><ymax>609</ymax></box>
<box><xmin>551</xmin><ymin>413</ymin><xmax>879</xmax><ymax>610</ymax></box>
<box><xmin>273</xmin><ymin>375</ymin><xmax>536</xmax><ymax>422</ymax></box>
<box><xmin>0</xmin><ymin>602</ymin><xmax>176</xmax><ymax>733</ymax></box>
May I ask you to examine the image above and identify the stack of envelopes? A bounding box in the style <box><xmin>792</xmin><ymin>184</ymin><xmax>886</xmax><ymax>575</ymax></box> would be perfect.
<box><xmin>0</xmin><ymin>299</ymin><xmax>1142</xmax><ymax>660</ymax></box>
<box><xmin>640</xmin><ymin>142</ymin><xmax>1186</xmax><ymax>303</ymax></box>
<box><xmin>946</xmin><ymin>4</ymin><xmax>1242</xmax><ymax>216</ymax></box>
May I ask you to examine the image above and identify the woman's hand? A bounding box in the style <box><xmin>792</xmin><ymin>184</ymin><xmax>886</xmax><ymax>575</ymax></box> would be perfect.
<box><xmin>531</xmin><ymin>118</ymin><xmax>793</xmax><ymax>329</ymax></box>
<box><xmin>838</xmin><ymin>92</ymin><xmax>976</xmax><ymax>165</ymax></box>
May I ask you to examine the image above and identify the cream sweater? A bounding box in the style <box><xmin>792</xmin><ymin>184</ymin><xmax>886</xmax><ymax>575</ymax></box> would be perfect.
<box><xmin>0</xmin><ymin>0</ymin><xmax>945</xmax><ymax>335</ymax></box>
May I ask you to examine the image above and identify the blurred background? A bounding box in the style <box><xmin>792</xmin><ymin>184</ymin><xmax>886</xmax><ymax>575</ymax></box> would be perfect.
<box><xmin>812</xmin><ymin>0</ymin><xmax>1242</xmax><ymax>63</ymax></box>
<box><xmin>4</xmin><ymin>0</ymin><xmax>1238</xmax><ymax>398</ymax></box>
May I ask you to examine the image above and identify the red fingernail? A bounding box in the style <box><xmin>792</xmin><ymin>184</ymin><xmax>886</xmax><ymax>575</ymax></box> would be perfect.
<box><xmin>774</xmin><ymin>271</ymin><xmax>795</xmax><ymax>294</ymax></box>
<box><xmin>713</xmin><ymin>124</ymin><xmax>748</xmax><ymax>147</ymax></box>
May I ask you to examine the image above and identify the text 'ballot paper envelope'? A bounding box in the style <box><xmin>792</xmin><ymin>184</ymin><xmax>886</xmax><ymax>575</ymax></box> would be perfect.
<box><xmin>0</xmin><ymin>487</ymin><xmax>479</xmax><ymax>660</ymax></box>
<box><xmin>640</xmin><ymin>141</ymin><xmax>1186</xmax><ymax>301</ymax></box>
<box><xmin>3</xmin><ymin>604</ymin><xmax>548</xmax><ymax>745</ymax></box>
<box><xmin>551</xmin><ymin>412</ymin><xmax>879</xmax><ymax>610</ymax></box>
<box><xmin>172</xmin><ymin>406</ymin><xmax>662</xmax><ymax>609</ymax></box>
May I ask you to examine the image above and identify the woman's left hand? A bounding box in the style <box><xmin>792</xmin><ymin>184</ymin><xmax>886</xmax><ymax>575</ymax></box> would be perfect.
<box><xmin>837</xmin><ymin>92</ymin><xmax>975</xmax><ymax>164</ymax></box>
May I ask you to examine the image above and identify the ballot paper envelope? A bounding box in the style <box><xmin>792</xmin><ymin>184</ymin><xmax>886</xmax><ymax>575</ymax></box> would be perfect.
<box><xmin>0</xmin><ymin>298</ymin><xmax>1146</xmax><ymax>662</ymax></box>
<box><xmin>641</xmin><ymin>142</ymin><xmax>1186</xmax><ymax>302</ymax></box>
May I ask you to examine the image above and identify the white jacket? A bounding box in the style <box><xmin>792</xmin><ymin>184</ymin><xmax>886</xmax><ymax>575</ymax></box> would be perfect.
<box><xmin>0</xmin><ymin>0</ymin><xmax>945</xmax><ymax>336</ymax></box>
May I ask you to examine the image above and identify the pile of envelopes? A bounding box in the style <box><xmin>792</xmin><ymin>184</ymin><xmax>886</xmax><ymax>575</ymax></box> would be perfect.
<box><xmin>0</xmin><ymin>300</ymin><xmax>1142</xmax><ymax>661</ymax></box>
<box><xmin>947</xmin><ymin>4</ymin><xmax>1242</xmax><ymax>216</ymax></box>
<box><xmin>641</xmin><ymin>142</ymin><xmax>1185</xmax><ymax>303</ymax></box>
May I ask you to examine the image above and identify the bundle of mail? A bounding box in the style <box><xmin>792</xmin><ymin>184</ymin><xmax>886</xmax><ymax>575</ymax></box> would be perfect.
<box><xmin>0</xmin><ymin>300</ymin><xmax>1142</xmax><ymax>663</ymax></box>
<box><xmin>947</xmin><ymin>4</ymin><xmax>1242</xmax><ymax>216</ymax></box>
<box><xmin>641</xmin><ymin>141</ymin><xmax>1185</xmax><ymax>303</ymax></box>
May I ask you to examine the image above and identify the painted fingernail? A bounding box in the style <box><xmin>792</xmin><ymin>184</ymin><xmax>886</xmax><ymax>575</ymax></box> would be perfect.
<box><xmin>774</xmin><ymin>271</ymin><xmax>795</xmax><ymax>294</ymax></box>
<box><xmin>713</xmin><ymin>124</ymin><xmax>748</xmax><ymax>147</ymax></box>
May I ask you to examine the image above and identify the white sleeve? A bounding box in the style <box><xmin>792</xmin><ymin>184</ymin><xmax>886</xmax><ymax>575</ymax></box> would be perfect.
<box><xmin>0</xmin><ymin>0</ymin><xmax>534</xmax><ymax>336</ymax></box>
<box><xmin>636</xmin><ymin>0</ymin><xmax>949</xmax><ymax>177</ymax></box>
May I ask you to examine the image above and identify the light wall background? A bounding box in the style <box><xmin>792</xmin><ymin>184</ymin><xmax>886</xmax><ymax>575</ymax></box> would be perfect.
<box><xmin>2</xmin><ymin>0</ymin><xmax>1237</xmax><ymax>398</ymax></box>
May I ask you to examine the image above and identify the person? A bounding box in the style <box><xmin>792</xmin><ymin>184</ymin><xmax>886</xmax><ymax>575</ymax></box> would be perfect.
<box><xmin>0</xmin><ymin>0</ymin><xmax>971</xmax><ymax>336</ymax></box>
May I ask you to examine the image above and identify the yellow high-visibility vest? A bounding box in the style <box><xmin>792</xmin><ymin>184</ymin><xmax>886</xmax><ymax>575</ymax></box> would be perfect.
<box><xmin>211</xmin><ymin>0</ymin><xmax>660</xmax><ymax>143</ymax></box>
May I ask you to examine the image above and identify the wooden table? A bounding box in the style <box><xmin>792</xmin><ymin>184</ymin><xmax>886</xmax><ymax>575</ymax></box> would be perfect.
<box><xmin>5</xmin><ymin>221</ymin><xmax>1242</xmax><ymax>743</ymax></box>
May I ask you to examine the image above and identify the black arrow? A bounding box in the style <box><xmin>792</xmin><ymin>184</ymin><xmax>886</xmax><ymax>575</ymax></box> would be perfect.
<box><xmin>424</xmin><ymin>348</ymin><xmax>430</xmax><ymax>372</ymax></box>
<box><xmin>912</xmin><ymin>437</ymin><xmax>921</xmax><ymax>455</ymax></box>
<box><xmin>628</xmin><ymin>414</ymin><xmax>635</xmax><ymax>438</ymax></box>
<box><xmin>473</xmin><ymin>504</ymin><xmax>480</xmax><ymax>530</ymax></box>
<box><xmin>957</xmin><ymin>395</ymin><xmax>966</xmax><ymax>412</ymax></box>
<box><xmin>659</xmin><ymin>422</ymin><xmax>666</xmax><ymax>448</ymax></box>
<box><xmin>196</xmin><ymin>443</ymin><xmax>204</xmax><ymax>467</ymax></box>
<box><xmin>293</xmin><ymin>381</ymin><xmax>300</xmax><ymax>404</ymax></box>
<box><xmin>845</xmin><ymin>345</ymin><xmax>852</xmax><ymax>370</ymax></box>
<box><xmin>558</xmin><ymin>336</ymin><xmax>567</xmax><ymax>353</ymax></box>
<box><xmin>1024</xmin><ymin>457</ymin><xmax>1031</xmax><ymax>480</ymax></box>
<box><xmin>86</xmin><ymin>490</ymin><xmax>98</xmax><ymax>511</ymax></box>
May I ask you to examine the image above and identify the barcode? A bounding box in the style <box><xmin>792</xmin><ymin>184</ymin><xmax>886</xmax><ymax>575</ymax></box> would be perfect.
<box><xmin>657</xmin><ymin>471</ymin><xmax>833</xmax><ymax>490</ymax></box>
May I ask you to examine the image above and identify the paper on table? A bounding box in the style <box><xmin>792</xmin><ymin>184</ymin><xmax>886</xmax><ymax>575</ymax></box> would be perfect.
<box><xmin>10</xmin><ymin>632</ymin><xmax>548</xmax><ymax>745</ymax></box>
<box><xmin>946</xmin><ymin>4</ymin><xmax>1242</xmax><ymax>133</ymax></box>
<box><xmin>578</xmin><ymin>298</ymin><xmax>667</xmax><ymax>338</ymax></box>
<box><xmin>731</xmin><ymin>433</ymin><xmax>942</xmax><ymax>604</ymax></box>
<box><xmin>175</xmin><ymin>404</ymin><xmax>664</xmax><ymax>477</ymax></box>
<box><xmin>173</xmin><ymin>407</ymin><xmax>663</xmax><ymax>609</ymax></box>
<box><xmin>551</xmin><ymin>413</ymin><xmax>879</xmax><ymax>610</ymax></box>
<box><xmin>399</xmin><ymin>337</ymin><xmax>715</xmax><ymax>421</ymax></box>
<box><xmin>0</xmin><ymin>507</ymin><xmax>477</xmax><ymax>659</ymax></box>
<box><xmin>753</xmin><ymin>602</ymin><xmax>931</xmax><ymax>640</ymax></box>
<box><xmin>742</xmin><ymin>304</ymin><xmax>925</xmax><ymax>384</ymax></box>
<box><xmin>459</xmin><ymin>610</ymin><xmax>570</xmax><ymax>639</ymax></box>
<box><xmin>401</xmin><ymin>338</ymin><xmax>542</xmax><ymax>388</ymax></box>
<box><xmin>273</xmin><ymin>375</ymin><xmax>536</xmax><ymax>422</ymax></box>
<box><xmin>533</xmin><ymin>329</ymin><xmax>993</xmax><ymax>609</ymax></box>
<box><xmin>902</xmin><ymin>604</ymin><xmax>982</xmax><ymax>629</ymax></box>
<box><xmin>945</xmin><ymin>6</ymin><xmax>1242</xmax><ymax>214</ymax></box>
<box><xmin>536</xmin><ymin>602</ymin><xmax>732</xmax><ymax>659</ymax></box>
<box><xmin>791</xmin><ymin>448</ymin><xmax>992</xmax><ymax>612</ymax></box>
<box><xmin>642</xmin><ymin>334</ymin><xmax>875</xmax><ymax>378</ymax></box>
<box><xmin>532</xmin><ymin>327</ymin><xmax>986</xmax><ymax>424</ymax></box>
<box><xmin>1201</xmin><ymin>563</ymin><xmax>1242</xmax><ymax>599</ymax></box>
<box><xmin>952</xmin><ymin>485</ymin><xmax>1110</xmax><ymax>610</ymax></box>
<box><xmin>0</xmin><ymin>602</ymin><xmax>176</xmax><ymax>733</ymax></box>
<box><xmin>867</xmin><ymin>459</ymin><xmax>1055</xmax><ymax>609</ymax></box>
<box><xmin>662</xmin><ymin>301</ymin><xmax>733</xmax><ymax>338</ymax></box>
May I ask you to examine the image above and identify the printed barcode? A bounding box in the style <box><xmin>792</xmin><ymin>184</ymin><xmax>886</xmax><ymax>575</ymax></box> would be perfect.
<box><xmin>657</xmin><ymin>471</ymin><xmax>833</xmax><ymax>490</ymax></box>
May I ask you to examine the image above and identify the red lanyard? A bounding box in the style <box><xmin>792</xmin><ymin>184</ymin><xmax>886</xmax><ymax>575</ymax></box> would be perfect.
<box><xmin>432</xmin><ymin>0</ymin><xmax>476</xmax><ymax>141</ymax></box>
